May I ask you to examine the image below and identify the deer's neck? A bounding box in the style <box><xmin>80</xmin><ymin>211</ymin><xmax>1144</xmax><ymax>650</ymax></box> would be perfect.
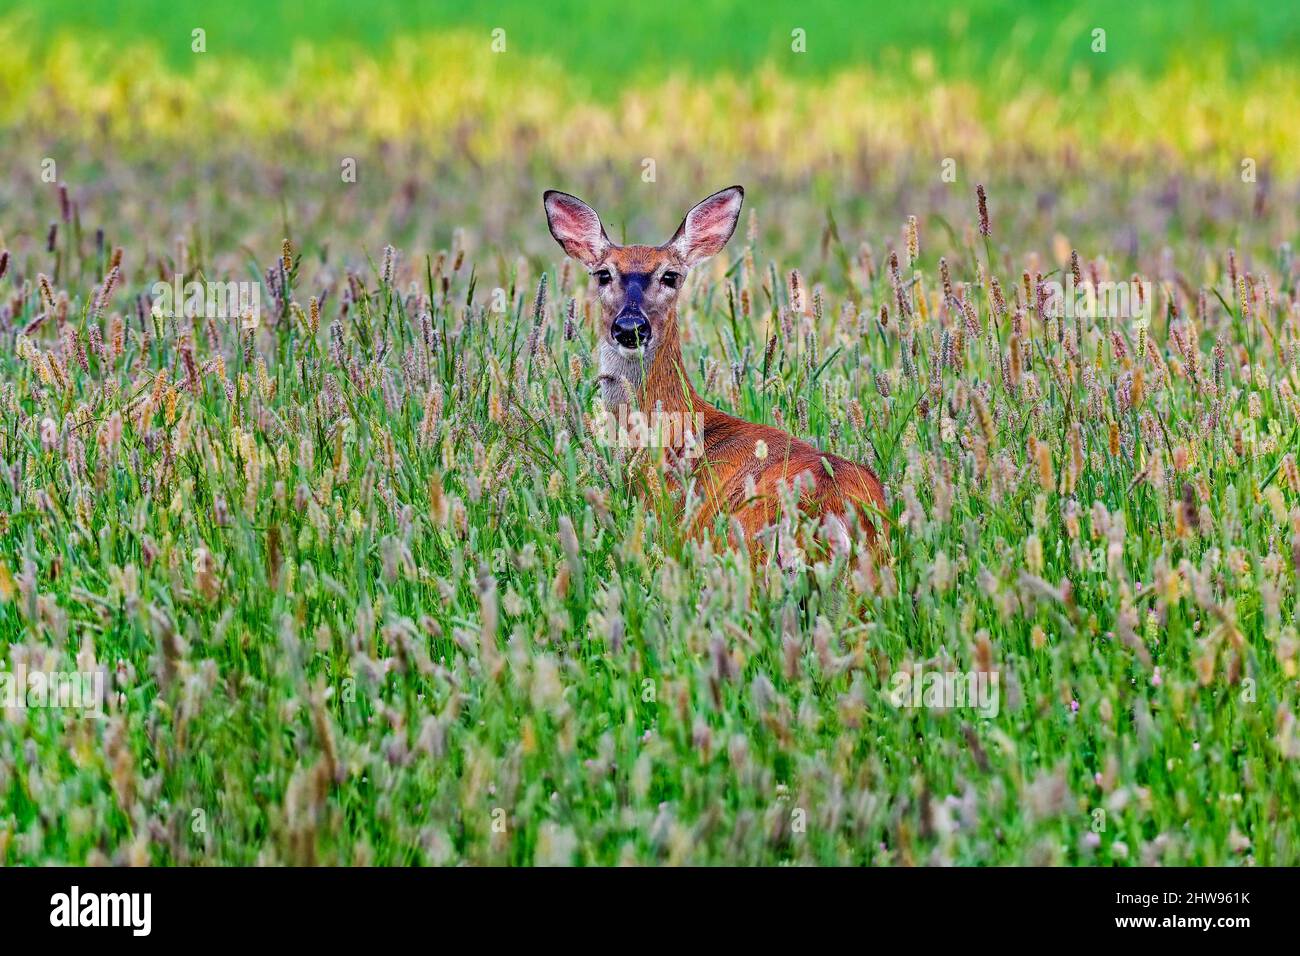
<box><xmin>597</xmin><ymin>311</ymin><xmax>710</xmax><ymax>451</ymax></box>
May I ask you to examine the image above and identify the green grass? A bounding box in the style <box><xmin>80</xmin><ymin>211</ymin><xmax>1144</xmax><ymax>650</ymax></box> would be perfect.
<box><xmin>4</xmin><ymin>0</ymin><xmax>1299</xmax><ymax>86</ymax></box>
<box><xmin>1</xmin><ymin>0</ymin><xmax>1298</xmax><ymax>867</ymax></box>
<box><xmin>1</xmin><ymin>160</ymin><xmax>1298</xmax><ymax>864</ymax></box>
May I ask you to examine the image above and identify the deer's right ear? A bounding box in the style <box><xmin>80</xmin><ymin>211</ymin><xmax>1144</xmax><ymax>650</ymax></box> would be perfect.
<box><xmin>669</xmin><ymin>186</ymin><xmax>744</xmax><ymax>267</ymax></box>
<box><xmin>543</xmin><ymin>190</ymin><xmax>611</xmax><ymax>267</ymax></box>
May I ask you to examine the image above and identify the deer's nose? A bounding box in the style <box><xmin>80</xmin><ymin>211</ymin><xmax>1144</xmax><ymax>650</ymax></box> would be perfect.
<box><xmin>612</xmin><ymin>312</ymin><xmax>651</xmax><ymax>349</ymax></box>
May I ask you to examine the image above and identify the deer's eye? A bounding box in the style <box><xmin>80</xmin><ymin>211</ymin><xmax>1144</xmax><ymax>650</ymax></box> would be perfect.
<box><xmin>661</xmin><ymin>271</ymin><xmax>682</xmax><ymax>289</ymax></box>
<box><xmin>594</xmin><ymin>269</ymin><xmax>613</xmax><ymax>287</ymax></box>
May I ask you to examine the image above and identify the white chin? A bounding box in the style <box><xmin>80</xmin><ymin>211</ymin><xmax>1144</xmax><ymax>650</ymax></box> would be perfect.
<box><xmin>615</xmin><ymin>344</ymin><xmax>646</xmax><ymax>359</ymax></box>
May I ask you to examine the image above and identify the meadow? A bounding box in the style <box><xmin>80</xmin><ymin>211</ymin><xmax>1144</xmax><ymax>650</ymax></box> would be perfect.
<box><xmin>1</xmin><ymin>2</ymin><xmax>1299</xmax><ymax>865</ymax></box>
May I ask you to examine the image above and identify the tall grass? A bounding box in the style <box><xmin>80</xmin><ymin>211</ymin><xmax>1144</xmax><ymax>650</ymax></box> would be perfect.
<box><xmin>2</xmin><ymin>171</ymin><xmax>1298</xmax><ymax>863</ymax></box>
<box><xmin>2</xmin><ymin>7</ymin><xmax>1299</xmax><ymax>866</ymax></box>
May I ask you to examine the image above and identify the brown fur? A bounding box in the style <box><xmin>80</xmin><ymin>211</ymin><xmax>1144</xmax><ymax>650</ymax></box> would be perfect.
<box><xmin>625</xmin><ymin>290</ymin><xmax>885</xmax><ymax>546</ymax></box>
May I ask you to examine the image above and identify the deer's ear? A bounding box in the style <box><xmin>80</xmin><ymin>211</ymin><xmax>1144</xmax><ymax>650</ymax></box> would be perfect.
<box><xmin>544</xmin><ymin>190</ymin><xmax>611</xmax><ymax>267</ymax></box>
<box><xmin>669</xmin><ymin>186</ymin><xmax>744</xmax><ymax>267</ymax></box>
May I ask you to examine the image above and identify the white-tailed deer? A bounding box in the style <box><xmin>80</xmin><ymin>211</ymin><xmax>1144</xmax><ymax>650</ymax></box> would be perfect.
<box><xmin>544</xmin><ymin>185</ymin><xmax>885</xmax><ymax>551</ymax></box>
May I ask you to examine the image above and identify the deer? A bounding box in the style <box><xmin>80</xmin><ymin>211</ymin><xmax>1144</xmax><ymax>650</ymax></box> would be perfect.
<box><xmin>543</xmin><ymin>185</ymin><xmax>886</xmax><ymax>558</ymax></box>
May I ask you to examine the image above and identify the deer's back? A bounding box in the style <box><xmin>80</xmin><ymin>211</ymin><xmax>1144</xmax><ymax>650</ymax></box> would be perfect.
<box><xmin>691</xmin><ymin>408</ymin><xmax>885</xmax><ymax>543</ymax></box>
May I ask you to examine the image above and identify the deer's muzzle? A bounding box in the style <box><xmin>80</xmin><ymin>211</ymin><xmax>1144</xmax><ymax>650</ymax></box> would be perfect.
<box><xmin>611</xmin><ymin>311</ymin><xmax>651</xmax><ymax>349</ymax></box>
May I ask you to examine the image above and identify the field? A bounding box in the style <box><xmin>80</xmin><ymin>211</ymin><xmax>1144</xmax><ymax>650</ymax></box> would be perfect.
<box><xmin>2</xmin><ymin>1</ymin><xmax>1300</xmax><ymax>866</ymax></box>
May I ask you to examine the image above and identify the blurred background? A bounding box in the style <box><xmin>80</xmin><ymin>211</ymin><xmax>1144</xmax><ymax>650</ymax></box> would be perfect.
<box><xmin>0</xmin><ymin>0</ymin><xmax>1297</xmax><ymax>278</ymax></box>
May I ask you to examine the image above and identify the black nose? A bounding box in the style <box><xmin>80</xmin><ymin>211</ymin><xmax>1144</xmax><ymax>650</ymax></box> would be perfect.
<box><xmin>612</xmin><ymin>313</ymin><xmax>651</xmax><ymax>349</ymax></box>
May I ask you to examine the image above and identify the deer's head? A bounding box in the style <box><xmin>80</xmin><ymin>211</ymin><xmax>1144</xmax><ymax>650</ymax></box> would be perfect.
<box><xmin>543</xmin><ymin>187</ymin><xmax>744</xmax><ymax>377</ymax></box>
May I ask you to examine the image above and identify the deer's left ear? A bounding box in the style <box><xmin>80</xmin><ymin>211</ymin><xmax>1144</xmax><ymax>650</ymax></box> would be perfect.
<box><xmin>668</xmin><ymin>186</ymin><xmax>744</xmax><ymax>267</ymax></box>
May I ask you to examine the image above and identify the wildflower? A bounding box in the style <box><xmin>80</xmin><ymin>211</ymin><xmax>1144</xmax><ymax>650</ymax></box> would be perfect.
<box><xmin>888</xmin><ymin>252</ymin><xmax>911</xmax><ymax>319</ymax></box>
<box><xmin>848</xmin><ymin>399</ymin><xmax>865</xmax><ymax>430</ymax></box>
<box><xmin>37</xmin><ymin>273</ymin><xmax>56</xmax><ymax>313</ymax></box>
<box><xmin>931</xmin><ymin>551</ymin><xmax>952</xmax><ymax>592</ymax></box>
<box><xmin>40</xmin><ymin>417</ymin><xmax>58</xmax><ymax>451</ymax></box>
<box><xmin>1283</xmin><ymin>453</ymin><xmax>1300</xmax><ymax>493</ymax></box>
<box><xmin>1026</xmin><ymin>534</ymin><xmax>1043</xmax><ymax>574</ymax></box>
<box><xmin>787</xmin><ymin>269</ymin><xmax>805</xmax><ymax>314</ymax></box>
<box><xmin>95</xmin><ymin>266</ymin><xmax>121</xmax><ymax>318</ymax></box>
<box><xmin>1034</xmin><ymin>439</ymin><xmax>1053</xmax><ymax>493</ymax></box>
<box><xmin>989</xmin><ymin>275</ymin><xmax>1006</xmax><ymax>319</ymax></box>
